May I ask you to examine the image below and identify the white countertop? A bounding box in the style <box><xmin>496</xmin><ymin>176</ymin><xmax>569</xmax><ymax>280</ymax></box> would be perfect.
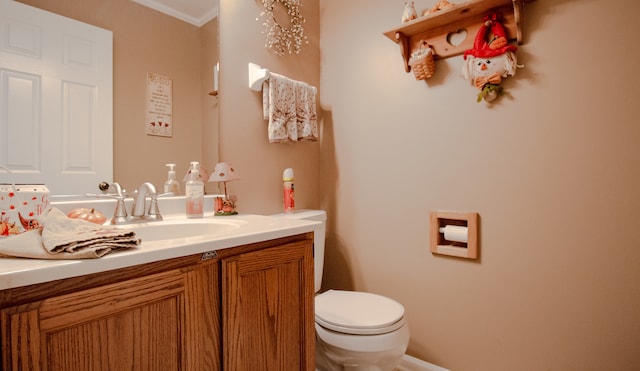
<box><xmin>0</xmin><ymin>197</ymin><xmax>321</xmax><ymax>290</ymax></box>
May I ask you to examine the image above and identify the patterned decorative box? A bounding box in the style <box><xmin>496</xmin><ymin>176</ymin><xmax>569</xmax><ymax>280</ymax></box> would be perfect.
<box><xmin>0</xmin><ymin>184</ymin><xmax>50</xmax><ymax>237</ymax></box>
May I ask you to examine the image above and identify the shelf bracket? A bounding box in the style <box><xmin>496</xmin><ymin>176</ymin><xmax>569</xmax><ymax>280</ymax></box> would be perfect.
<box><xmin>395</xmin><ymin>32</ymin><xmax>411</xmax><ymax>73</ymax></box>
<box><xmin>514</xmin><ymin>0</ymin><xmax>524</xmax><ymax>43</ymax></box>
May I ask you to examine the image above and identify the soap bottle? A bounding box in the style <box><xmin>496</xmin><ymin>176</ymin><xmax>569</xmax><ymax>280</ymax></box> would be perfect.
<box><xmin>185</xmin><ymin>161</ymin><xmax>204</xmax><ymax>218</ymax></box>
<box><xmin>283</xmin><ymin>168</ymin><xmax>295</xmax><ymax>214</ymax></box>
<box><xmin>164</xmin><ymin>163</ymin><xmax>180</xmax><ymax>195</ymax></box>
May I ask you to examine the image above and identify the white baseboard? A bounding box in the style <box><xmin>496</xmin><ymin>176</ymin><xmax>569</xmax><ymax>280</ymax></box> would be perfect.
<box><xmin>396</xmin><ymin>354</ymin><xmax>450</xmax><ymax>371</ymax></box>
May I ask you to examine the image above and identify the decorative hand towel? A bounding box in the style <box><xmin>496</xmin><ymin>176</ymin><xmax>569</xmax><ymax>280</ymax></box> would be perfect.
<box><xmin>266</xmin><ymin>72</ymin><xmax>297</xmax><ymax>143</ymax></box>
<box><xmin>0</xmin><ymin>207</ymin><xmax>140</xmax><ymax>259</ymax></box>
<box><xmin>295</xmin><ymin>81</ymin><xmax>318</xmax><ymax>141</ymax></box>
<box><xmin>262</xmin><ymin>81</ymin><xmax>270</xmax><ymax>120</ymax></box>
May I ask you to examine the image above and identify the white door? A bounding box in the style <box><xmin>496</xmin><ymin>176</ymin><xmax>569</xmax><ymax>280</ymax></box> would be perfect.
<box><xmin>0</xmin><ymin>0</ymin><xmax>112</xmax><ymax>195</ymax></box>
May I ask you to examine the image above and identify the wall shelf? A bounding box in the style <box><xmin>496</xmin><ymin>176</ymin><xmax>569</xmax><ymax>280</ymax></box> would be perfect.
<box><xmin>383</xmin><ymin>0</ymin><xmax>532</xmax><ymax>73</ymax></box>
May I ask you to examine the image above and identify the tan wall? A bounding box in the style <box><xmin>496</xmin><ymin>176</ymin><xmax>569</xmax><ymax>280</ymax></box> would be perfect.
<box><xmin>218</xmin><ymin>0</ymin><xmax>321</xmax><ymax>214</ymax></box>
<box><xmin>318</xmin><ymin>0</ymin><xmax>640</xmax><ymax>370</ymax></box>
<box><xmin>18</xmin><ymin>0</ymin><xmax>217</xmax><ymax>193</ymax></box>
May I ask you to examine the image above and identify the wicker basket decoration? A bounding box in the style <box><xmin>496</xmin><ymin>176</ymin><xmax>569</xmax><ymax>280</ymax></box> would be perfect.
<box><xmin>408</xmin><ymin>40</ymin><xmax>436</xmax><ymax>80</ymax></box>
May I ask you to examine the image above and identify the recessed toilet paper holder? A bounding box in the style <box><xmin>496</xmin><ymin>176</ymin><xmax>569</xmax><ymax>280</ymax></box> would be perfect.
<box><xmin>430</xmin><ymin>211</ymin><xmax>479</xmax><ymax>259</ymax></box>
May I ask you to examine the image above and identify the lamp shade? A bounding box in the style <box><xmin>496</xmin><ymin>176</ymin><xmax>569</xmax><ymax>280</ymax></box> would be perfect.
<box><xmin>209</xmin><ymin>162</ymin><xmax>240</xmax><ymax>182</ymax></box>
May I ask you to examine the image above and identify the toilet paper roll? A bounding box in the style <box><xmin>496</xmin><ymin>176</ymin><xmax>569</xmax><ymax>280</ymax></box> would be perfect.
<box><xmin>439</xmin><ymin>225</ymin><xmax>468</xmax><ymax>243</ymax></box>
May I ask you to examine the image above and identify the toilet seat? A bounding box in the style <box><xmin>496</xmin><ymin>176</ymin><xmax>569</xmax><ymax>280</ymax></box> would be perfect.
<box><xmin>315</xmin><ymin>290</ymin><xmax>405</xmax><ymax>335</ymax></box>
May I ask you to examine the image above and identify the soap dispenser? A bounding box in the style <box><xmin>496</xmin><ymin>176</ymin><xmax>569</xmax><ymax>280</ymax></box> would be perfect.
<box><xmin>164</xmin><ymin>163</ymin><xmax>180</xmax><ymax>195</ymax></box>
<box><xmin>185</xmin><ymin>161</ymin><xmax>204</xmax><ymax>218</ymax></box>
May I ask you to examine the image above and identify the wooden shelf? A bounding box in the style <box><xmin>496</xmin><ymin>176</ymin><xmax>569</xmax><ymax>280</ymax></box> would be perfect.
<box><xmin>383</xmin><ymin>0</ymin><xmax>531</xmax><ymax>73</ymax></box>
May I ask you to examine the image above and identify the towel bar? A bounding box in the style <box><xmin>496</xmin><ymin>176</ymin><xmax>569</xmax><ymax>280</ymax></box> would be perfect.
<box><xmin>248</xmin><ymin>63</ymin><xmax>269</xmax><ymax>91</ymax></box>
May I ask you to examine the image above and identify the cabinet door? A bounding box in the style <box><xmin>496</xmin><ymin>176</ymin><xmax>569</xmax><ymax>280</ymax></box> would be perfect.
<box><xmin>222</xmin><ymin>239</ymin><xmax>315</xmax><ymax>370</ymax></box>
<box><xmin>1</xmin><ymin>264</ymin><xmax>221</xmax><ymax>371</ymax></box>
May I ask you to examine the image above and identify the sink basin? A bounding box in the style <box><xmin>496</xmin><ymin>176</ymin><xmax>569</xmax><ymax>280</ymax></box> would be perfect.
<box><xmin>120</xmin><ymin>218</ymin><xmax>243</xmax><ymax>242</ymax></box>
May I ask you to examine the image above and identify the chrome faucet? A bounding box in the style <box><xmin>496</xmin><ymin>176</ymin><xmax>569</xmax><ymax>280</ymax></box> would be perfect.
<box><xmin>89</xmin><ymin>181</ymin><xmax>164</xmax><ymax>224</ymax></box>
<box><xmin>130</xmin><ymin>182</ymin><xmax>163</xmax><ymax>222</ymax></box>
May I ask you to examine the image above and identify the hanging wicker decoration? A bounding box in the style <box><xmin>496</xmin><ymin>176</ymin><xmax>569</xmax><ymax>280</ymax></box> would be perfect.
<box><xmin>409</xmin><ymin>40</ymin><xmax>436</xmax><ymax>80</ymax></box>
<box><xmin>258</xmin><ymin>0</ymin><xmax>308</xmax><ymax>56</ymax></box>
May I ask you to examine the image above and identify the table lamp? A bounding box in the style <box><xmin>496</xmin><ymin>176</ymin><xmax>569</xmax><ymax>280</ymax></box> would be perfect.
<box><xmin>209</xmin><ymin>162</ymin><xmax>240</xmax><ymax>215</ymax></box>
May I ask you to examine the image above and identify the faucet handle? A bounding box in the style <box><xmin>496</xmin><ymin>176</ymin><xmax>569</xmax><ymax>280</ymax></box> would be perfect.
<box><xmin>111</xmin><ymin>195</ymin><xmax>128</xmax><ymax>224</ymax></box>
<box><xmin>86</xmin><ymin>183</ymin><xmax>129</xmax><ymax>225</ymax></box>
<box><xmin>98</xmin><ymin>182</ymin><xmax>125</xmax><ymax>196</ymax></box>
<box><xmin>146</xmin><ymin>193</ymin><xmax>163</xmax><ymax>221</ymax></box>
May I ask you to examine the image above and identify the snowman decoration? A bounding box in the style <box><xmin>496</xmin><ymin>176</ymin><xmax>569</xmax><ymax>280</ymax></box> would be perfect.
<box><xmin>461</xmin><ymin>14</ymin><xmax>521</xmax><ymax>103</ymax></box>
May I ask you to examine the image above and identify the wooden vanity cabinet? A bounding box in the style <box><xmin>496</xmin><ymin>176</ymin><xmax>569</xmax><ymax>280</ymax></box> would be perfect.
<box><xmin>0</xmin><ymin>233</ymin><xmax>314</xmax><ymax>371</ymax></box>
<box><xmin>222</xmin><ymin>236</ymin><xmax>315</xmax><ymax>370</ymax></box>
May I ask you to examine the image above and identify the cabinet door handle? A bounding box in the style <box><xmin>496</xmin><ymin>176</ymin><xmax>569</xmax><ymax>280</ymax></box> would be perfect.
<box><xmin>201</xmin><ymin>251</ymin><xmax>218</xmax><ymax>260</ymax></box>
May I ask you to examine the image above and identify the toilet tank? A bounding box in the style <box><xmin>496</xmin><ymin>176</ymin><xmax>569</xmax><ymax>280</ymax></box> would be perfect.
<box><xmin>273</xmin><ymin>210</ymin><xmax>326</xmax><ymax>293</ymax></box>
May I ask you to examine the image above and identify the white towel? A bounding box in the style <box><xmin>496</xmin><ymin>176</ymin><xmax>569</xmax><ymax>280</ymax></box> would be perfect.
<box><xmin>0</xmin><ymin>208</ymin><xmax>140</xmax><ymax>259</ymax></box>
<box><xmin>265</xmin><ymin>73</ymin><xmax>297</xmax><ymax>143</ymax></box>
<box><xmin>295</xmin><ymin>81</ymin><xmax>318</xmax><ymax>141</ymax></box>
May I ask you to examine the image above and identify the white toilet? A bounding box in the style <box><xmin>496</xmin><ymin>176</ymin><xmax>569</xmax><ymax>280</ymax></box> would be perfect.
<box><xmin>281</xmin><ymin>210</ymin><xmax>410</xmax><ymax>371</ymax></box>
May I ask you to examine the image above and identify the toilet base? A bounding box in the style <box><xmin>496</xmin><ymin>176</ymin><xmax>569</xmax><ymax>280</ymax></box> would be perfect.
<box><xmin>316</xmin><ymin>338</ymin><xmax>406</xmax><ymax>371</ymax></box>
<box><xmin>315</xmin><ymin>324</ymin><xmax>409</xmax><ymax>371</ymax></box>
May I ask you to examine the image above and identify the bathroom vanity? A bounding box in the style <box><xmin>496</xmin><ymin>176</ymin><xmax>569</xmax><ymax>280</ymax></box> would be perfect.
<box><xmin>0</xmin><ymin>205</ymin><xmax>318</xmax><ymax>370</ymax></box>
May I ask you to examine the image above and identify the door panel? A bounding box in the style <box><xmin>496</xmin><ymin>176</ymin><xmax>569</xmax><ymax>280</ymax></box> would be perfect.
<box><xmin>0</xmin><ymin>0</ymin><xmax>112</xmax><ymax>194</ymax></box>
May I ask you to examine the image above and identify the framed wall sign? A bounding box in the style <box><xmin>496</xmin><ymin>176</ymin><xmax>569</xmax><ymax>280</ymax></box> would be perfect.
<box><xmin>146</xmin><ymin>72</ymin><xmax>173</xmax><ymax>137</ymax></box>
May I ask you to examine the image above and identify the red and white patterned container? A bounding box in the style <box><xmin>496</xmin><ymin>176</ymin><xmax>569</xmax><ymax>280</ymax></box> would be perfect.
<box><xmin>1</xmin><ymin>167</ymin><xmax>50</xmax><ymax>237</ymax></box>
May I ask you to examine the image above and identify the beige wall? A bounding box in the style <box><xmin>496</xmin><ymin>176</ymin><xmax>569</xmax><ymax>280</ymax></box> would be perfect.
<box><xmin>218</xmin><ymin>0</ymin><xmax>321</xmax><ymax>214</ymax></box>
<box><xmin>220</xmin><ymin>0</ymin><xmax>640</xmax><ymax>368</ymax></box>
<box><xmin>18</xmin><ymin>0</ymin><xmax>217</xmax><ymax>193</ymax></box>
<box><xmin>316</xmin><ymin>0</ymin><xmax>640</xmax><ymax>370</ymax></box>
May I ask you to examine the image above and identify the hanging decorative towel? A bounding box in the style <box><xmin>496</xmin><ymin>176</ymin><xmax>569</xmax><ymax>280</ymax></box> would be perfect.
<box><xmin>0</xmin><ymin>166</ymin><xmax>50</xmax><ymax>237</ymax></box>
<box><xmin>295</xmin><ymin>81</ymin><xmax>318</xmax><ymax>141</ymax></box>
<box><xmin>262</xmin><ymin>72</ymin><xmax>318</xmax><ymax>143</ymax></box>
<box><xmin>265</xmin><ymin>73</ymin><xmax>297</xmax><ymax>142</ymax></box>
<box><xmin>461</xmin><ymin>13</ymin><xmax>522</xmax><ymax>103</ymax></box>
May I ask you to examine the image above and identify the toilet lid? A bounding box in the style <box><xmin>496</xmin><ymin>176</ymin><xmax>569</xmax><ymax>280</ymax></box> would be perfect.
<box><xmin>315</xmin><ymin>290</ymin><xmax>405</xmax><ymax>335</ymax></box>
